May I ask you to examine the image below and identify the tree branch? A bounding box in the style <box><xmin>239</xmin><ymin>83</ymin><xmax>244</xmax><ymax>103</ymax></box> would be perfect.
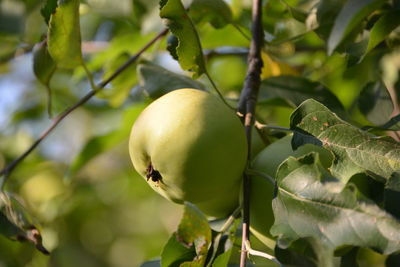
<box><xmin>238</xmin><ymin>0</ymin><xmax>264</xmax><ymax>266</ymax></box>
<box><xmin>0</xmin><ymin>28</ymin><xmax>168</xmax><ymax>186</ymax></box>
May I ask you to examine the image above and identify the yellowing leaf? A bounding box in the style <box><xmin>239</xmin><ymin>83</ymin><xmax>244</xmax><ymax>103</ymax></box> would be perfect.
<box><xmin>261</xmin><ymin>52</ymin><xmax>298</xmax><ymax>79</ymax></box>
<box><xmin>48</xmin><ymin>0</ymin><xmax>82</xmax><ymax>69</ymax></box>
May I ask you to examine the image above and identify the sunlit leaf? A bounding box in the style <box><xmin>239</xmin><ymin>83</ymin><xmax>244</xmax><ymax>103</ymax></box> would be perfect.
<box><xmin>327</xmin><ymin>0</ymin><xmax>385</xmax><ymax>55</ymax></box>
<box><xmin>137</xmin><ymin>62</ymin><xmax>205</xmax><ymax>99</ymax></box>
<box><xmin>358</xmin><ymin>80</ymin><xmax>393</xmax><ymax>125</ymax></box>
<box><xmin>271</xmin><ymin>153</ymin><xmax>400</xmax><ymax>254</ymax></box>
<box><xmin>48</xmin><ymin>0</ymin><xmax>83</xmax><ymax>68</ymax></box>
<box><xmin>159</xmin><ymin>0</ymin><xmax>206</xmax><ymax>78</ymax></box>
<box><xmin>178</xmin><ymin>203</ymin><xmax>212</xmax><ymax>260</ymax></box>
<box><xmin>161</xmin><ymin>203</ymin><xmax>211</xmax><ymax>266</ymax></box>
<box><xmin>290</xmin><ymin>99</ymin><xmax>400</xmax><ymax>183</ymax></box>
<box><xmin>188</xmin><ymin>0</ymin><xmax>232</xmax><ymax>28</ymax></box>
<box><xmin>366</xmin><ymin>10</ymin><xmax>400</xmax><ymax>54</ymax></box>
<box><xmin>161</xmin><ymin>233</ymin><xmax>197</xmax><ymax>267</ymax></box>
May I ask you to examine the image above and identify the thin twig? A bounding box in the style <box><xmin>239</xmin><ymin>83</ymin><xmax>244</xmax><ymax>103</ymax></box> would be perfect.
<box><xmin>0</xmin><ymin>28</ymin><xmax>169</xmax><ymax>186</ymax></box>
<box><xmin>238</xmin><ymin>0</ymin><xmax>264</xmax><ymax>266</ymax></box>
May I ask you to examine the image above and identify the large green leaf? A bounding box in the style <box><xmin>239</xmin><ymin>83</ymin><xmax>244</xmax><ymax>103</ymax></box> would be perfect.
<box><xmin>327</xmin><ymin>0</ymin><xmax>385</xmax><ymax>55</ymax></box>
<box><xmin>69</xmin><ymin>104</ymin><xmax>146</xmax><ymax>176</ymax></box>
<box><xmin>188</xmin><ymin>0</ymin><xmax>232</xmax><ymax>28</ymax></box>
<box><xmin>161</xmin><ymin>203</ymin><xmax>211</xmax><ymax>267</ymax></box>
<box><xmin>271</xmin><ymin>153</ymin><xmax>400</xmax><ymax>255</ymax></box>
<box><xmin>48</xmin><ymin>0</ymin><xmax>82</xmax><ymax>68</ymax></box>
<box><xmin>290</xmin><ymin>99</ymin><xmax>400</xmax><ymax>183</ymax></box>
<box><xmin>259</xmin><ymin>76</ymin><xmax>344</xmax><ymax>112</ymax></box>
<box><xmin>159</xmin><ymin>0</ymin><xmax>206</xmax><ymax>78</ymax></box>
<box><xmin>137</xmin><ymin>63</ymin><xmax>205</xmax><ymax>99</ymax></box>
<box><xmin>366</xmin><ymin>10</ymin><xmax>400</xmax><ymax>55</ymax></box>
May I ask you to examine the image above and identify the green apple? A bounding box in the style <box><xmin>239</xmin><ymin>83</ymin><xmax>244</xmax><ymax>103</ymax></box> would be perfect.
<box><xmin>129</xmin><ymin>88</ymin><xmax>248</xmax><ymax>218</ymax></box>
<box><xmin>249</xmin><ymin>134</ymin><xmax>333</xmax><ymax>248</ymax></box>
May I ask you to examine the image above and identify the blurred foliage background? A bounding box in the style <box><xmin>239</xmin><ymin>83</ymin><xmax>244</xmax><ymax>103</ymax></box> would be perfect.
<box><xmin>0</xmin><ymin>0</ymin><xmax>399</xmax><ymax>266</ymax></box>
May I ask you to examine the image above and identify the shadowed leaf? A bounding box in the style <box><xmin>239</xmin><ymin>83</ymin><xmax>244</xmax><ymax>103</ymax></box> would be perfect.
<box><xmin>160</xmin><ymin>0</ymin><xmax>206</xmax><ymax>78</ymax></box>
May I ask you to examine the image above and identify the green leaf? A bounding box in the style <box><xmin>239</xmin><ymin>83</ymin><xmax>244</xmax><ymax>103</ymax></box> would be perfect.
<box><xmin>212</xmin><ymin>248</ymin><xmax>233</xmax><ymax>267</ymax></box>
<box><xmin>40</xmin><ymin>0</ymin><xmax>58</xmax><ymax>25</ymax></box>
<box><xmin>32</xmin><ymin>40</ymin><xmax>56</xmax><ymax>86</ymax></box>
<box><xmin>259</xmin><ymin>76</ymin><xmax>344</xmax><ymax>112</ymax></box>
<box><xmin>32</xmin><ymin>39</ymin><xmax>56</xmax><ymax>117</ymax></box>
<box><xmin>358</xmin><ymin>80</ymin><xmax>393</xmax><ymax>125</ymax></box>
<box><xmin>315</xmin><ymin>0</ymin><xmax>346</xmax><ymax>39</ymax></box>
<box><xmin>161</xmin><ymin>203</ymin><xmax>211</xmax><ymax>267</ymax></box>
<box><xmin>290</xmin><ymin>99</ymin><xmax>400</xmax><ymax>183</ymax></box>
<box><xmin>327</xmin><ymin>0</ymin><xmax>385</xmax><ymax>55</ymax></box>
<box><xmin>159</xmin><ymin>0</ymin><xmax>206</xmax><ymax>78</ymax></box>
<box><xmin>188</xmin><ymin>0</ymin><xmax>232</xmax><ymax>28</ymax></box>
<box><xmin>69</xmin><ymin>104</ymin><xmax>146</xmax><ymax>176</ymax></box>
<box><xmin>366</xmin><ymin>10</ymin><xmax>400</xmax><ymax>54</ymax></box>
<box><xmin>0</xmin><ymin>192</ymin><xmax>49</xmax><ymax>254</ymax></box>
<box><xmin>161</xmin><ymin>234</ymin><xmax>197</xmax><ymax>267</ymax></box>
<box><xmin>99</xmin><ymin>53</ymin><xmax>138</xmax><ymax>107</ymax></box>
<box><xmin>271</xmin><ymin>153</ymin><xmax>400</xmax><ymax>254</ymax></box>
<box><xmin>177</xmin><ymin>203</ymin><xmax>212</xmax><ymax>261</ymax></box>
<box><xmin>137</xmin><ymin>63</ymin><xmax>205</xmax><ymax>99</ymax></box>
<box><xmin>48</xmin><ymin>0</ymin><xmax>83</xmax><ymax>69</ymax></box>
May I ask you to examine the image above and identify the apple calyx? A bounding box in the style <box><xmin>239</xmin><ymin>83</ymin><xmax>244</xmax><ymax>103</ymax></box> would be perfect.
<box><xmin>146</xmin><ymin>163</ymin><xmax>162</xmax><ymax>182</ymax></box>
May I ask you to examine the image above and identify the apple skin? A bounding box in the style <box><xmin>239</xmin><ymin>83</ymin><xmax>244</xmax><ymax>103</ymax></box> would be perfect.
<box><xmin>249</xmin><ymin>135</ymin><xmax>333</xmax><ymax>248</ymax></box>
<box><xmin>129</xmin><ymin>88</ymin><xmax>248</xmax><ymax>218</ymax></box>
